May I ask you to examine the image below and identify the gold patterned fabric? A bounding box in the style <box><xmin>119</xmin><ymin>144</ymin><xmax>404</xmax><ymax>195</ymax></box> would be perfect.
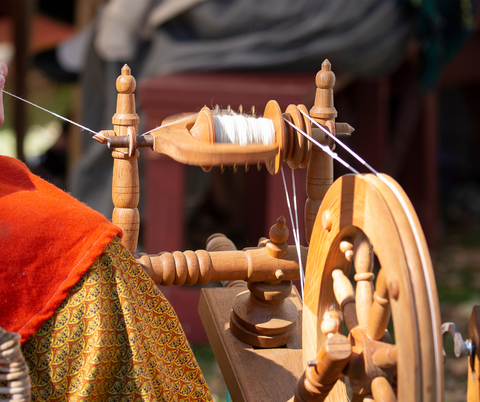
<box><xmin>19</xmin><ymin>237</ymin><xmax>212</xmax><ymax>402</ymax></box>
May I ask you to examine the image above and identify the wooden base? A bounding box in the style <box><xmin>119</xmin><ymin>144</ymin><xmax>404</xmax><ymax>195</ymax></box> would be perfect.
<box><xmin>199</xmin><ymin>286</ymin><xmax>304</xmax><ymax>402</ymax></box>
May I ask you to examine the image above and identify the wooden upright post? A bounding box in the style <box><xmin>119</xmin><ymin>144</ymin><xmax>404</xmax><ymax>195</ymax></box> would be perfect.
<box><xmin>111</xmin><ymin>65</ymin><xmax>140</xmax><ymax>254</ymax></box>
<box><xmin>305</xmin><ymin>60</ymin><xmax>337</xmax><ymax>244</ymax></box>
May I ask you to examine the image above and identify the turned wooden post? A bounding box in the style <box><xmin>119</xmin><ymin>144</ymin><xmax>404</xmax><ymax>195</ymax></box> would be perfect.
<box><xmin>111</xmin><ymin>64</ymin><xmax>140</xmax><ymax>254</ymax></box>
<box><xmin>305</xmin><ymin>60</ymin><xmax>337</xmax><ymax>244</ymax></box>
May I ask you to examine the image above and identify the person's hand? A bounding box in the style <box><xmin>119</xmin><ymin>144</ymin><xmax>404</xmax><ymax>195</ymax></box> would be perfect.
<box><xmin>0</xmin><ymin>60</ymin><xmax>8</xmax><ymax>126</ymax></box>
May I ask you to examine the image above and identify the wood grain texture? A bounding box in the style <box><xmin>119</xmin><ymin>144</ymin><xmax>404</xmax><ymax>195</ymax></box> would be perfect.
<box><xmin>230</xmin><ymin>281</ymin><xmax>298</xmax><ymax>348</ymax></box>
<box><xmin>110</xmin><ymin>64</ymin><xmax>140</xmax><ymax>254</ymax></box>
<box><xmin>367</xmin><ymin>268</ymin><xmax>390</xmax><ymax>341</ymax></box>
<box><xmin>293</xmin><ymin>333</ymin><xmax>351</xmax><ymax>402</ymax></box>
<box><xmin>303</xmin><ymin>173</ymin><xmax>443</xmax><ymax>402</ymax></box>
<box><xmin>266</xmin><ymin>216</ymin><xmax>289</xmax><ymax>259</ymax></box>
<box><xmin>345</xmin><ymin>328</ymin><xmax>394</xmax><ymax>396</ymax></box>
<box><xmin>304</xmin><ymin>60</ymin><xmax>336</xmax><ymax>244</ymax></box>
<box><xmin>264</xmin><ymin>100</ymin><xmax>287</xmax><ymax>174</ymax></box>
<box><xmin>332</xmin><ymin>269</ymin><xmax>358</xmax><ymax>331</ymax></box>
<box><xmin>136</xmin><ymin>244</ymin><xmax>306</xmax><ymax>286</ymax></box>
<box><xmin>285</xmin><ymin>104</ymin><xmax>307</xmax><ymax>170</ymax></box>
<box><xmin>109</xmin><ymin>60</ymin><xmax>446</xmax><ymax>401</ymax></box>
<box><xmin>368</xmin><ymin>174</ymin><xmax>444</xmax><ymax>402</ymax></box>
<box><xmin>199</xmin><ymin>287</ymin><xmax>304</xmax><ymax>402</ymax></box>
<box><xmin>353</xmin><ymin>231</ymin><xmax>374</xmax><ymax>328</ymax></box>
<box><xmin>152</xmin><ymin>121</ymin><xmax>278</xmax><ymax>167</ymax></box>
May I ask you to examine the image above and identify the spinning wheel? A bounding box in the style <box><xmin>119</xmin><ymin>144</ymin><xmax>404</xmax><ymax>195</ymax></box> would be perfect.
<box><xmin>98</xmin><ymin>60</ymin><xmax>459</xmax><ymax>402</ymax></box>
<box><xmin>301</xmin><ymin>173</ymin><xmax>443</xmax><ymax>402</ymax></box>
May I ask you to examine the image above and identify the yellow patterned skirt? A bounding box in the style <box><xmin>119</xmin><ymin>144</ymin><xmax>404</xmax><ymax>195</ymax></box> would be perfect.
<box><xmin>19</xmin><ymin>237</ymin><xmax>212</xmax><ymax>401</ymax></box>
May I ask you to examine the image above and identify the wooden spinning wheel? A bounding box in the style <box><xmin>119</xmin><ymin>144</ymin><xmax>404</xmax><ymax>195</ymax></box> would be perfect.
<box><xmin>301</xmin><ymin>173</ymin><xmax>443</xmax><ymax>402</ymax></box>
<box><xmin>99</xmin><ymin>60</ymin><xmax>457</xmax><ymax>402</ymax></box>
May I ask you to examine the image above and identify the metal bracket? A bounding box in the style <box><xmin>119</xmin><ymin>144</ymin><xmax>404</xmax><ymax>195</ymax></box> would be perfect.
<box><xmin>441</xmin><ymin>322</ymin><xmax>474</xmax><ymax>360</ymax></box>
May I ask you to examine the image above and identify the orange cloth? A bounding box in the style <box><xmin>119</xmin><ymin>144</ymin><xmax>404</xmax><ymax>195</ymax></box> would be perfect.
<box><xmin>0</xmin><ymin>156</ymin><xmax>122</xmax><ymax>342</ymax></box>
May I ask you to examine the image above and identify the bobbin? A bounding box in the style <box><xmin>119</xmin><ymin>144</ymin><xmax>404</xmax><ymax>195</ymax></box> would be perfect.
<box><xmin>185</xmin><ymin>101</ymin><xmax>314</xmax><ymax>175</ymax></box>
<box><xmin>103</xmin><ymin>60</ymin><xmax>354</xmax><ymax>175</ymax></box>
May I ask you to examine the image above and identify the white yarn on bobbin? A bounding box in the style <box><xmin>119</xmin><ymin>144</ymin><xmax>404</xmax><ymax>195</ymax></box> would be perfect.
<box><xmin>213</xmin><ymin>111</ymin><xmax>275</xmax><ymax>146</ymax></box>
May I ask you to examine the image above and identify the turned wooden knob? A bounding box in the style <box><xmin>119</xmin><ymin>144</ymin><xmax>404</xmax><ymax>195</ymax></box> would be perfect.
<box><xmin>270</xmin><ymin>216</ymin><xmax>289</xmax><ymax>243</ymax></box>
<box><xmin>315</xmin><ymin>60</ymin><xmax>336</xmax><ymax>88</ymax></box>
<box><xmin>321</xmin><ymin>310</ymin><xmax>341</xmax><ymax>338</ymax></box>
<box><xmin>310</xmin><ymin>59</ymin><xmax>338</xmax><ymax>120</ymax></box>
<box><xmin>340</xmin><ymin>240</ymin><xmax>354</xmax><ymax>262</ymax></box>
<box><xmin>266</xmin><ymin>216</ymin><xmax>289</xmax><ymax>259</ymax></box>
<box><xmin>116</xmin><ymin>64</ymin><xmax>136</xmax><ymax>94</ymax></box>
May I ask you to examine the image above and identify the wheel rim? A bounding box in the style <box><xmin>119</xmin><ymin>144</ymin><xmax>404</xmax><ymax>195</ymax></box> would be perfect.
<box><xmin>303</xmin><ymin>174</ymin><xmax>443</xmax><ymax>402</ymax></box>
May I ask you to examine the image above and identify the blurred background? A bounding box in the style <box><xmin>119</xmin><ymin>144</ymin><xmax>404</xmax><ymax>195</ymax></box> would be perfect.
<box><xmin>0</xmin><ymin>0</ymin><xmax>479</xmax><ymax>400</ymax></box>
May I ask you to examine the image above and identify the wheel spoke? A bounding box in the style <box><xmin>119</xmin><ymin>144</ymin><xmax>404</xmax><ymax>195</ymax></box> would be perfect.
<box><xmin>305</xmin><ymin>174</ymin><xmax>442</xmax><ymax>402</ymax></box>
<box><xmin>371</xmin><ymin>376</ymin><xmax>397</xmax><ymax>402</ymax></box>
<box><xmin>372</xmin><ymin>344</ymin><xmax>398</xmax><ymax>369</ymax></box>
<box><xmin>367</xmin><ymin>268</ymin><xmax>390</xmax><ymax>341</ymax></box>
<box><xmin>353</xmin><ymin>231</ymin><xmax>374</xmax><ymax>327</ymax></box>
<box><xmin>332</xmin><ymin>269</ymin><xmax>358</xmax><ymax>331</ymax></box>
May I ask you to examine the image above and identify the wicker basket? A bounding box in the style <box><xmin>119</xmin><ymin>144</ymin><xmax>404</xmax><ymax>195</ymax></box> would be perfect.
<box><xmin>0</xmin><ymin>327</ymin><xmax>31</xmax><ymax>401</ymax></box>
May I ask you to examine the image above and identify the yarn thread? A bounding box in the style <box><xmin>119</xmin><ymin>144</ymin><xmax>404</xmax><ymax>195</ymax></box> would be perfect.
<box><xmin>213</xmin><ymin>111</ymin><xmax>275</xmax><ymax>146</ymax></box>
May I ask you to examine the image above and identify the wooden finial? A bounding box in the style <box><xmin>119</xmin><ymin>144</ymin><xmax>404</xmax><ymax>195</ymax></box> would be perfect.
<box><xmin>121</xmin><ymin>64</ymin><xmax>130</xmax><ymax>74</ymax></box>
<box><xmin>310</xmin><ymin>59</ymin><xmax>337</xmax><ymax>120</ymax></box>
<box><xmin>116</xmin><ymin>64</ymin><xmax>136</xmax><ymax>94</ymax></box>
<box><xmin>270</xmin><ymin>216</ymin><xmax>289</xmax><ymax>243</ymax></box>
<box><xmin>266</xmin><ymin>216</ymin><xmax>289</xmax><ymax>258</ymax></box>
<box><xmin>316</xmin><ymin>60</ymin><xmax>335</xmax><ymax>87</ymax></box>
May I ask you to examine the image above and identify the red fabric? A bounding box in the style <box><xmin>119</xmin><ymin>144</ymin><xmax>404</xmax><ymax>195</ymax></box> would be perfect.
<box><xmin>0</xmin><ymin>156</ymin><xmax>123</xmax><ymax>342</ymax></box>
